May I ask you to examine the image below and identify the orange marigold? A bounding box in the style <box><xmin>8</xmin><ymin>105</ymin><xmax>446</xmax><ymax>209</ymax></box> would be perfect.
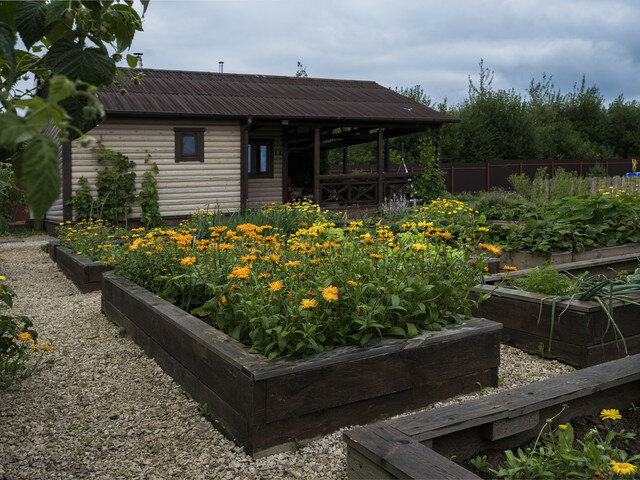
<box><xmin>228</xmin><ymin>266</ymin><xmax>251</xmax><ymax>279</ymax></box>
<box><xmin>268</xmin><ymin>281</ymin><xmax>284</xmax><ymax>292</ymax></box>
<box><xmin>301</xmin><ymin>298</ymin><xmax>317</xmax><ymax>309</ymax></box>
<box><xmin>180</xmin><ymin>256</ymin><xmax>196</xmax><ymax>266</ymax></box>
<box><xmin>322</xmin><ymin>285</ymin><xmax>339</xmax><ymax>302</ymax></box>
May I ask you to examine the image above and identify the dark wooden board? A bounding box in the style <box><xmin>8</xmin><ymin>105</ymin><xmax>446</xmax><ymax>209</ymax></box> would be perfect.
<box><xmin>55</xmin><ymin>245</ymin><xmax>110</xmax><ymax>293</ymax></box>
<box><xmin>345</xmin><ymin>423</ymin><xmax>480</xmax><ymax>480</ymax></box>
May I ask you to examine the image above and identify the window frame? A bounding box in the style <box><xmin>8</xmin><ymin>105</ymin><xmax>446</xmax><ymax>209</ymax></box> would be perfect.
<box><xmin>248</xmin><ymin>138</ymin><xmax>274</xmax><ymax>178</ymax></box>
<box><xmin>174</xmin><ymin>127</ymin><xmax>205</xmax><ymax>162</ymax></box>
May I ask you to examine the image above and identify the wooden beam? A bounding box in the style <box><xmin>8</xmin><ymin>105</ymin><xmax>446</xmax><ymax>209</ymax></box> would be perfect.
<box><xmin>240</xmin><ymin>121</ymin><xmax>249</xmax><ymax>212</ymax></box>
<box><xmin>377</xmin><ymin>129</ymin><xmax>384</xmax><ymax>203</ymax></box>
<box><xmin>62</xmin><ymin>141</ymin><xmax>72</xmax><ymax>222</ymax></box>
<box><xmin>313</xmin><ymin>127</ymin><xmax>320</xmax><ymax>204</ymax></box>
<box><xmin>282</xmin><ymin>125</ymin><xmax>289</xmax><ymax>204</ymax></box>
<box><xmin>384</xmin><ymin>139</ymin><xmax>390</xmax><ymax>173</ymax></box>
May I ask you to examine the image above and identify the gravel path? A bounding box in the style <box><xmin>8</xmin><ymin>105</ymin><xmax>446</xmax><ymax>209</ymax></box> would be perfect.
<box><xmin>0</xmin><ymin>236</ymin><xmax>572</xmax><ymax>479</ymax></box>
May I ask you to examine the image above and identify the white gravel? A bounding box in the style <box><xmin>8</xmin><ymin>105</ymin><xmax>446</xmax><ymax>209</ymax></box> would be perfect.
<box><xmin>0</xmin><ymin>235</ymin><xmax>572</xmax><ymax>479</ymax></box>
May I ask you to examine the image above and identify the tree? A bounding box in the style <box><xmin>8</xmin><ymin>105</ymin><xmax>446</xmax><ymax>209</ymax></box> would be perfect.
<box><xmin>295</xmin><ymin>61</ymin><xmax>308</xmax><ymax>78</ymax></box>
<box><xmin>0</xmin><ymin>0</ymin><xmax>148</xmax><ymax>222</ymax></box>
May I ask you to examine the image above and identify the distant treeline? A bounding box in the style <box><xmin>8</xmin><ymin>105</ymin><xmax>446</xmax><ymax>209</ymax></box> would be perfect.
<box><xmin>437</xmin><ymin>60</ymin><xmax>640</xmax><ymax>163</ymax></box>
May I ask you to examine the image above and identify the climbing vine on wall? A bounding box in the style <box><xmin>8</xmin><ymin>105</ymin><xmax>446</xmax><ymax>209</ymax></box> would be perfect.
<box><xmin>139</xmin><ymin>154</ymin><xmax>163</xmax><ymax>228</ymax></box>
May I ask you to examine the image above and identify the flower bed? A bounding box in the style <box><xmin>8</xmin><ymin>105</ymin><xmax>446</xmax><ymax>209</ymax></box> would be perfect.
<box><xmin>102</xmin><ymin>273</ymin><xmax>502</xmax><ymax>456</ymax></box>
<box><xmin>344</xmin><ymin>354</ymin><xmax>640</xmax><ymax>479</ymax></box>
<box><xmin>472</xmin><ymin>257</ymin><xmax>640</xmax><ymax>368</ymax></box>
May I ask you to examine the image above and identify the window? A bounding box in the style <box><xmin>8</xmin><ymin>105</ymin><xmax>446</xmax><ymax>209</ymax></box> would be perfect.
<box><xmin>248</xmin><ymin>139</ymin><xmax>274</xmax><ymax>177</ymax></box>
<box><xmin>174</xmin><ymin>128</ymin><xmax>204</xmax><ymax>162</ymax></box>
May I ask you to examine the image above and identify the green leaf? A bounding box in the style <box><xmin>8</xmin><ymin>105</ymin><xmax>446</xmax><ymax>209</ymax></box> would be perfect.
<box><xmin>406</xmin><ymin>322</ymin><xmax>418</xmax><ymax>337</ymax></box>
<box><xmin>81</xmin><ymin>0</ymin><xmax>103</xmax><ymax>25</ymax></box>
<box><xmin>0</xmin><ymin>113</ymin><xmax>34</xmax><ymax>147</ymax></box>
<box><xmin>44</xmin><ymin>38</ymin><xmax>116</xmax><ymax>86</ymax></box>
<box><xmin>140</xmin><ymin>0</ymin><xmax>150</xmax><ymax>15</ymax></box>
<box><xmin>14</xmin><ymin>0</ymin><xmax>49</xmax><ymax>50</ymax></box>
<box><xmin>386</xmin><ymin>326</ymin><xmax>405</xmax><ymax>336</ymax></box>
<box><xmin>15</xmin><ymin>134</ymin><xmax>61</xmax><ymax>223</ymax></box>
<box><xmin>0</xmin><ymin>22</ymin><xmax>16</xmax><ymax>74</ymax></box>
<box><xmin>391</xmin><ymin>294</ymin><xmax>400</xmax><ymax>307</ymax></box>
<box><xmin>47</xmin><ymin>75</ymin><xmax>75</xmax><ymax>104</ymax></box>
<box><xmin>126</xmin><ymin>54</ymin><xmax>138</xmax><ymax>69</ymax></box>
<box><xmin>45</xmin><ymin>1</ymin><xmax>69</xmax><ymax>27</ymax></box>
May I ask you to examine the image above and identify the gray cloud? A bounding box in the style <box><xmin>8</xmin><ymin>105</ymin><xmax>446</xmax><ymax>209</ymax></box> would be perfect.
<box><xmin>130</xmin><ymin>0</ymin><xmax>640</xmax><ymax>104</ymax></box>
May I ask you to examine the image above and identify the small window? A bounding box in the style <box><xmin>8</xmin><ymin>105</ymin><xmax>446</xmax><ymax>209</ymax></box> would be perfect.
<box><xmin>174</xmin><ymin>128</ymin><xmax>204</xmax><ymax>162</ymax></box>
<box><xmin>248</xmin><ymin>139</ymin><xmax>273</xmax><ymax>177</ymax></box>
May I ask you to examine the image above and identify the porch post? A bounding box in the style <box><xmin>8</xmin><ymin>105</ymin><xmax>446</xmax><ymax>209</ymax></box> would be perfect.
<box><xmin>240</xmin><ymin>119</ymin><xmax>249</xmax><ymax>212</ymax></box>
<box><xmin>282</xmin><ymin>125</ymin><xmax>289</xmax><ymax>204</ymax></box>
<box><xmin>377</xmin><ymin>129</ymin><xmax>384</xmax><ymax>202</ymax></box>
<box><xmin>313</xmin><ymin>127</ymin><xmax>320</xmax><ymax>204</ymax></box>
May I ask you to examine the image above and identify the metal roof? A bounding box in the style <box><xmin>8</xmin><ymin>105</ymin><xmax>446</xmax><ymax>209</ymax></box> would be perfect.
<box><xmin>98</xmin><ymin>68</ymin><xmax>457</xmax><ymax>124</ymax></box>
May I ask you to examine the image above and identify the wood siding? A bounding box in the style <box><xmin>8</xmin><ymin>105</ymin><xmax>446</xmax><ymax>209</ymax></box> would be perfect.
<box><xmin>70</xmin><ymin>119</ymin><xmax>241</xmax><ymax>219</ymax></box>
<box><xmin>44</xmin><ymin>125</ymin><xmax>64</xmax><ymax>223</ymax></box>
<box><xmin>247</xmin><ymin>124</ymin><xmax>283</xmax><ymax>208</ymax></box>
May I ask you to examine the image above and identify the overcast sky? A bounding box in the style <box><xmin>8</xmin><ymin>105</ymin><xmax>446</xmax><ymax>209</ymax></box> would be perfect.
<box><xmin>129</xmin><ymin>0</ymin><xmax>640</xmax><ymax>105</ymax></box>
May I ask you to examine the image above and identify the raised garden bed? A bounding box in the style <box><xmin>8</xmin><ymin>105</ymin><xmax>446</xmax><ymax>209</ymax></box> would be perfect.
<box><xmin>470</xmin><ymin>281</ymin><xmax>640</xmax><ymax>368</ymax></box>
<box><xmin>499</xmin><ymin>242</ymin><xmax>640</xmax><ymax>270</ymax></box>
<box><xmin>101</xmin><ymin>273</ymin><xmax>502</xmax><ymax>457</ymax></box>
<box><xmin>344</xmin><ymin>354</ymin><xmax>640</xmax><ymax>479</ymax></box>
<box><xmin>50</xmin><ymin>241</ymin><xmax>111</xmax><ymax>293</ymax></box>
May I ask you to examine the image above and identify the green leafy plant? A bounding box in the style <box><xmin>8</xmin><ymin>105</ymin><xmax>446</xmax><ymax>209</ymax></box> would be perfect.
<box><xmin>472</xmin><ymin>407</ymin><xmax>640</xmax><ymax>479</ymax></box>
<box><xmin>68</xmin><ymin>176</ymin><xmax>94</xmax><ymax>221</ymax></box>
<box><xmin>0</xmin><ymin>165</ymin><xmax>25</xmax><ymax>233</ymax></box>
<box><xmin>94</xmin><ymin>144</ymin><xmax>137</xmax><ymax>226</ymax></box>
<box><xmin>139</xmin><ymin>156</ymin><xmax>162</xmax><ymax>229</ymax></box>
<box><xmin>509</xmin><ymin>263</ymin><xmax>581</xmax><ymax>296</ymax></box>
<box><xmin>0</xmin><ymin>0</ymin><xmax>148</xmax><ymax>222</ymax></box>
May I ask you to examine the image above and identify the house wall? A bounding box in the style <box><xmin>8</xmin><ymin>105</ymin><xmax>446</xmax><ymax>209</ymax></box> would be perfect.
<box><xmin>43</xmin><ymin>125</ymin><xmax>64</xmax><ymax>223</ymax></box>
<box><xmin>68</xmin><ymin>118</ymin><xmax>241</xmax><ymax>220</ymax></box>
<box><xmin>247</xmin><ymin>124</ymin><xmax>283</xmax><ymax>207</ymax></box>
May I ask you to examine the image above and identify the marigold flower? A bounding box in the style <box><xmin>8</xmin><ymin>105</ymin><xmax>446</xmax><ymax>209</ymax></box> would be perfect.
<box><xmin>229</xmin><ymin>266</ymin><xmax>251</xmax><ymax>279</ymax></box>
<box><xmin>347</xmin><ymin>280</ymin><xmax>358</xmax><ymax>286</ymax></box>
<box><xmin>322</xmin><ymin>285</ymin><xmax>339</xmax><ymax>302</ymax></box>
<box><xmin>268</xmin><ymin>281</ymin><xmax>284</xmax><ymax>292</ymax></box>
<box><xmin>310</xmin><ymin>259</ymin><xmax>321</xmax><ymax>265</ymax></box>
<box><xmin>610</xmin><ymin>460</ymin><xmax>637</xmax><ymax>476</ymax></box>
<box><xmin>301</xmin><ymin>298</ymin><xmax>317</xmax><ymax>309</ymax></box>
<box><xmin>30</xmin><ymin>346</ymin><xmax>40</xmax><ymax>352</ymax></box>
<box><xmin>43</xmin><ymin>344</ymin><xmax>52</xmax><ymax>351</ymax></box>
<box><xmin>17</xmin><ymin>332</ymin><xmax>31</xmax><ymax>341</ymax></box>
<box><xmin>600</xmin><ymin>409</ymin><xmax>622</xmax><ymax>420</ymax></box>
<box><xmin>370</xmin><ymin>253</ymin><xmax>383</xmax><ymax>259</ymax></box>
<box><xmin>285</xmin><ymin>260</ymin><xmax>301</xmax><ymax>267</ymax></box>
<box><xmin>180</xmin><ymin>256</ymin><xmax>196</xmax><ymax>266</ymax></box>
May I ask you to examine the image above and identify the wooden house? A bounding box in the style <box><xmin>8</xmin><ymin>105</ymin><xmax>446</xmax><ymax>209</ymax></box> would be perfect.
<box><xmin>44</xmin><ymin>68</ymin><xmax>457</xmax><ymax>231</ymax></box>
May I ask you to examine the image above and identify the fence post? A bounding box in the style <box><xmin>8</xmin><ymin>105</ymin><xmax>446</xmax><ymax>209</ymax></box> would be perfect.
<box><xmin>486</xmin><ymin>163</ymin><xmax>490</xmax><ymax>191</ymax></box>
<box><xmin>519</xmin><ymin>162</ymin><xmax>523</xmax><ymax>175</ymax></box>
<box><xmin>579</xmin><ymin>161</ymin><xmax>583</xmax><ymax>176</ymax></box>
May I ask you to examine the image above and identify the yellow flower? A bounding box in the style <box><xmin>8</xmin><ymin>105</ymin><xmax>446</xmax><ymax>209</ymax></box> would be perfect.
<box><xmin>180</xmin><ymin>256</ymin><xmax>196</xmax><ymax>266</ymax></box>
<box><xmin>477</xmin><ymin>227</ymin><xmax>490</xmax><ymax>232</ymax></box>
<box><xmin>0</xmin><ymin>275</ymin><xmax>5</xmax><ymax>280</ymax></box>
<box><xmin>600</xmin><ymin>409</ymin><xmax>622</xmax><ymax>420</ymax></box>
<box><xmin>322</xmin><ymin>285</ymin><xmax>339</xmax><ymax>302</ymax></box>
<box><xmin>17</xmin><ymin>332</ymin><xmax>31</xmax><ymax>341</ymax></box>
<box><xmin>411</xmin><ymin>243</ymin><xmax>427</xmax><ymax>251</ymax></box>
<box><xmin>502</xmin><ymin>265</ymin><xmax>517</xmax><ymax>271</ymax></box>
<box><xmin>285</xmin><ymin>260</ymin><xmax>301</xmax><ymax>267</ymax></box>
<box><xmin>30</xmin><ymin>346</ymin><xmax>41</xmax><ymax>352</ymax></box>
<box><xmin>301</xmin><ymin>298</ymin><xmax>317</xmax><ymax>309</ymax></box>
<box><xmin>268</xmin><ymin>281</ymin><xmax>284</xmax><ymax>292</ymax></box>
<box><xmin>43</xmin><ymin>344</ymin><xmax>52</xmax><ymax>351</ymax></box>
<box><xmin>347</xmin><ymin>280</ymin><xmax>358</xmax><ymax>286</ymax></box>
<box><xmin>221</xmin><ymin>295</ymin><xmax>228</xmax><ymax>305</ymax></box>
<box><xmin>370</xmin><ymin>253</ymin><xmax>383</xmax><ymax>259</ymax></box>
<box><xmin>610</xmin><ymin>460</ymin><xmax>637</xmax><ymax>476</ymax></box>
<box><xmin>558</xmin><ymin>424</ymin><xmax>567</xmax><ymax>430</ymax></box>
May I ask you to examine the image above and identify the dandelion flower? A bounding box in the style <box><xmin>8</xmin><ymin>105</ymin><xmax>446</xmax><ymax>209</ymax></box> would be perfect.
<box><xmin>268</xmin><ymin>281</ymin><xmax>284</xmax><ymax>292</ymax></box>
<box><xmin>301</xmin><ymin>298</ymin><xmax>317</xmax><ymax>309</ymax></box>
<box><xmin>322</xmin><ymin>285</ymin><xmax>339</xmax><ymax>302</ymax></box>
<box><xmin>600</xmin><ymin>409</ymin><xmax>622</xmax><ymax>420</ymax></box>
<box><xmin>610</xmin><ymin>460</ymin><xmax>637</xmax><ymax>476</ymax></box>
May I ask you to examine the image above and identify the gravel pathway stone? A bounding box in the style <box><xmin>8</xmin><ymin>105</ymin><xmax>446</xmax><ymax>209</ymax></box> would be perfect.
<box><xmin>0</xmin><ymin>236</ymin><xmax>572</xmax><ymax>479</ymax></box>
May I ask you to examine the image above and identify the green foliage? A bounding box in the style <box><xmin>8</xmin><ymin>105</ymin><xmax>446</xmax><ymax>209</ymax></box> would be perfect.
<box><xmin>295</xmin><ymin>61</ymin><xmax>308</xmax><ymax>78</ymax></box>
<box><xmin>588</xmin><ymin>162</ymin><xmax>607</xmax><ymax>177</ymax></box>
<box><xmin>438</xmin><ymin>62</ymin><xmax>637</xmax><ymax>164</ymax></box>
<box><xmin>68</xmin><ymin>177</ymin><xmax>93</xmax><ymax>221</ymax></box>
<box><xmin>0</xmin><ymin>165</ymin><xmax>25</xmax><ymax>233</ymax></box>
<box><xmin>139</xmin><ymin>157</ymin><xmax>162</xmax><ymax>229</ymax></box>
<box><xmin>94</xmin><ymin>144</ymin><xmax>136</xmax><ymax>226</ymax></box>
<box><xmin>0</xmin><ymin>0</ymin><xmax>147</xmax><ymax>222</ymax></box>
<box><xmin>0</xmin><ymin>282</ymin><xmax>48</xmax><ymax>390</ymax></box>
<box><xmin>510</xmin><ymin>263</ymin><xmax>580</xmax><ymax>296</ymax></box>
<box><xmin>490</xmin><ymin>193</ymin><xmax>640</xmax><ymax>253</ymax></box>
<box><xmin>474</xmin><ymin>408</ymin><xmax>640</xmax><ymax>479</ymax></box>
<box><xmin>458</xmin><ymin>189</ymin><xmax>532</xmax><ymax>222</ymax></box>
<box><xmin>508</xmin><ymin>167</ymin><xmax>591</xmax><ymax>204</ymax></box>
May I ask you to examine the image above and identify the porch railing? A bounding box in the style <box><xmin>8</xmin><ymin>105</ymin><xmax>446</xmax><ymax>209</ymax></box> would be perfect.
<box><xmin>318</xmin><ymin>173</ymin><xmax>414</xmax><ymax>206</ymax></box>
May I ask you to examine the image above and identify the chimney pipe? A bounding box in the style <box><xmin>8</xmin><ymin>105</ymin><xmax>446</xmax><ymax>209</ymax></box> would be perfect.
<box><xmin>219</xmin><ymin>61</ymin><xmax>224</xmax><ymax>73</ymax></box>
